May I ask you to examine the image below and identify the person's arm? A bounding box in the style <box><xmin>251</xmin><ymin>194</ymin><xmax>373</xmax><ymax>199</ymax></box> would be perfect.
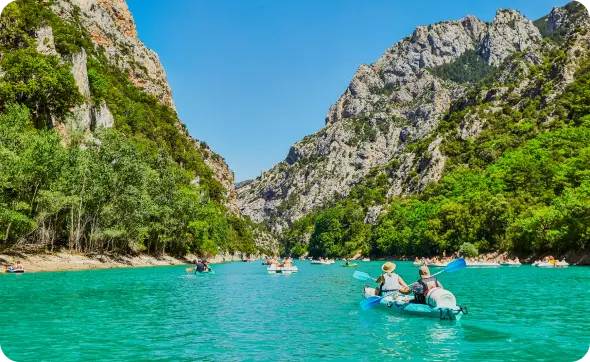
<box><xmin>398</xmin><ymin>276</ymin><xmax>408</xmax><ymax>289</ymax></box>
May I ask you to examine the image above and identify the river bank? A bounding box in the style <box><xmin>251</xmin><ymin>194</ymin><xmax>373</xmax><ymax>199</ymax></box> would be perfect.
<box><xmin>342</xmin><ymin>250</ymin><xmax>590</xmax><ymax>265</ymax></box>
<box><xmin>0</xmin><ymin>251</ymin><xmax>262</xmax><ymax>272</ymax></box>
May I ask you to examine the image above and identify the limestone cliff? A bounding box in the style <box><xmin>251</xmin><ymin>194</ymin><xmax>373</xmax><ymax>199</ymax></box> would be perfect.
<box><xmin>33</xmin><ymin>0</ymin><xmax>241</xmax><ymax>217</ymax></box>
<box><xmin>237</xmin><ymin>3</ymin><xmax>590</xmax><ymax>234</ymax></box>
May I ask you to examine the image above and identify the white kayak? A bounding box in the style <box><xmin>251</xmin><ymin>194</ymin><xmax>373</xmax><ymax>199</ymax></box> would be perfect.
<box><xmin>428</xmin><ymin>263</ymin><xmax>448</xmax><ymax>268</ymax></box>
<box><xmin>311</xmin><ymin>260</ymin><xmax>332</xmax><ymax>265</ymax></box>
<box><xmin>362</xmin><ymin>286</ymin><xmax>466</xmax><ymax>322</ymax></box>
<box><xmin>500</xmin><ymin>262</ymin><xmax>522</xmax><ymax>266</ymax></box>
<box><xmin>362</xmin><ymin>258</ymin><xmax>370</xmax><ymax>262</ymax></box>
<box><xmin>466</xmin><ymin>262</ymin><xmax>501</xmax><ymax>268</ymax></box>
<box><xmin>536</xmin><ymin>261</ymin><xmax>569</xmax><ymax>268</ymax></box>
<box><xmin>267</xmin><ymin>265</ymin><xmax>298</xmax><ymax>274</ymax></box>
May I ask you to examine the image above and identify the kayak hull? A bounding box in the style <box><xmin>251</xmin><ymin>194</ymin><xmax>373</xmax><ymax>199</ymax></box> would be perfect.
<box><xmin>267</xmin><ymin>266</ymin><xmax>298</xmax><ymax>274</ymax></box>
<box><xmin>362</xmin><ymin>287</ymin><xmax>465</xmax><ymax>322</ymax></box>
<box><xmin>535</xmin><ymin>262</ymin><xmax>569</xmax><ymax>268</ymax></box>
<box><xmin>500</xmin><ymin>262</ymin><xmax>522</xmax><ymax>266</ymax></box>
<box><xmin>5</xmin><ymin>270</ymin><xmax>24</xmax><ymax>273</ymax></box>
<box><xmin>341</xmin><ymin>264</ymin><xmax>358</xmax><ymax>267</ymax></box>
<box><xmin>466</xmin><ymin>262</ymin><xmax>501</xmax><ymax>268</ymax></box>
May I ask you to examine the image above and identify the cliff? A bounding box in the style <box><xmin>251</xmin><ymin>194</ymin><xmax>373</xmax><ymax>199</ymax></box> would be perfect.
<box><xmin>237</xmin><ymin>3</ymin><xmax>590</xmax><ymax>238</ymax></box>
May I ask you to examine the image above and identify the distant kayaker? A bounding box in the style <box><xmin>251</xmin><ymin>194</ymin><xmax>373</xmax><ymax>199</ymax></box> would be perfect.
<box><xmin>202</xmin><ymin>260</ymin><xmax>210</xmax><ymax>272</ymax></box>
<box><xmin>15</xmin><ymin>261</ymin><xmax>24</xmax><ymax>271</ymax></box>
<box><xmin>195</xmin><ymin>260</ymin><xmax>205</xmax><ymax>273</ymax></box>
<box><xmin>400</xmin><ymin>265</ymin><xmax>443</xmax><ymax>304</ymax></box>
<box><xmin>375</xmin><ymin>262</ymin><xmax>408</xmax><ymax>296</ymax></box>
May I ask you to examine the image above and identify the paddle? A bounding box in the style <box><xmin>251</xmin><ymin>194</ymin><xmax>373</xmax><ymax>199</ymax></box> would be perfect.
<box><xmin>185</xmin><ymin>267</ymin><xmax>195</xmax><ymax>273</ymax></box>
<box><xmin>353</xmin><ymin>270</ymin><xmax>377</xmax><ymax>282</ymax></box>
<box><xmin>358</xmin><ymin>258</ymin><xmax>466</xmax><ymax>311</ymax></box>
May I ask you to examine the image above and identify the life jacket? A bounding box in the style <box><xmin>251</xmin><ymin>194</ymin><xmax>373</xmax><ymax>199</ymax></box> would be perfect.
<box><xmin>196</xmin><ymin>262</ymin><xmax>205</xmax><ymax>272</ymax></box>
<box><xmin>414</xmin><ymin>277</ymin><xmax>441</xmax><ymax>304</ymax></box>
<box><xmin>380</xmin><ymin>272</ymin><xmax>400</xmax><ymax>295</ymax></box>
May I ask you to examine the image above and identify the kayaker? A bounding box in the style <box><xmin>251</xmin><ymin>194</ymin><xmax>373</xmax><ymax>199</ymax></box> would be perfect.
<box><xmin>15</xmin><ymin>261</ymin><xmax>24</xmax><ymax>272</ymax></box>
<box><xmin>400</xmin><ymin>265</ymin><xmax>443</xmax><ymax>305</ymax></box>
<box><xmin>195</xmin><ymin>260</ymin><xmax>205</xmax><ymax>273</ymax></box>
<box><xmin>203</xmin><ymin>260</ymin><xmax>210</xmax><ymax>272</ymax></box>
<box><xmin>375</xmin><ymin>262</ymin><xmax>408</xmax><ymax>296</ymax></box>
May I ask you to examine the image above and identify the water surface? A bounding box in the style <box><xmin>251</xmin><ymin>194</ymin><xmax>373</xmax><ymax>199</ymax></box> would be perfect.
<box><xmin>1</xmin><ymin>261</ymin><xmax>588</xmax><ymax>361</ymax></box>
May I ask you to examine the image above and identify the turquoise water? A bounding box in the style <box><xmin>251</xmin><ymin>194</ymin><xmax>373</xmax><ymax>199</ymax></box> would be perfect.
<box><xmin>1</xmin><ymin>261</ymin><xmax>589</xmax><ymax>361</ymax></box>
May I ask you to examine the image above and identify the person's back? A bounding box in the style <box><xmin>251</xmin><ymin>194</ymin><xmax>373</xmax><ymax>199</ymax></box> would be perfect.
<box><xmin>401</xmin><ymin>265</ymin><xmax>442</xmax><ymax>304</ymax></box>
<box><xmin>196</xmin><ymin>261</ymin><xmax>205</xmax><ymax>273</ymax></box>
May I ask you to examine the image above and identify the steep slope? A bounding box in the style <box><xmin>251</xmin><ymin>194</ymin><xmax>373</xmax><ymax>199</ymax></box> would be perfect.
<box><xmin>237</xmin><ymin>10</ymin><xmax>542</xmax><ymax>232</ymax></box>
<box><xmin>279</xmin><ymin>2</ymin><xmax>590</xmax><ymax>260</ymax></box>
<box><xmin>0</xmin><ymin>0</ymin><xmax>275</xmax><ymax>255</ymax></box>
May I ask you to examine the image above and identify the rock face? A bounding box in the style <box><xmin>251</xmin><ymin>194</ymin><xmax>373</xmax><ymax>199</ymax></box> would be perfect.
<box><xmin>237</xmin><ymin>5</ymin><xmax>588</xmax><ymax>234</ymax></box>
<box><xmin>52</xmin><ymin>0</ymin><xmax>175</xmax><ymax>109</ymax></box>
<box><xmin>24</xmin><ymin>0</ymin><xmax>249</xmax><ymax>236</ymax></box>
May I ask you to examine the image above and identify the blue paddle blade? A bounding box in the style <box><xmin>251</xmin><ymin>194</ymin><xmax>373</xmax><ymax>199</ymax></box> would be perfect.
<box><xmin>353</xmin><ymin>271</ymin><xmax>373</xmax><ymax>281</ymax></box>
<box><xmin>360</xmin><ymin>296</ymin><xmax>385</xmax><ymax>311</ymax></box>
<box><xmin>445</xmin><ymin>258</ymin><xmax>466</xmax><ymax>273</ymax></box>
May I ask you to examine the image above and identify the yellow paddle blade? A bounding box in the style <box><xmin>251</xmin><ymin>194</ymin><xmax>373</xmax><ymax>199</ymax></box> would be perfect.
<box><xmin>186</xmin><ymin>267</ymin><xmax>195</xmax><ymax>272</ymax></box>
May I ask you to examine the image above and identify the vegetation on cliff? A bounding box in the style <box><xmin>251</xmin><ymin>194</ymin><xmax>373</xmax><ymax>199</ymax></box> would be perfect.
<box><xmin>282</xmin><ymin>9</ymin><xmax>590</xmax><ymax>258</ymax></box>
<box><xmin>0</xmin><ymin>0</ymin><xmax>266</xmax><ymax>256</ymax></box>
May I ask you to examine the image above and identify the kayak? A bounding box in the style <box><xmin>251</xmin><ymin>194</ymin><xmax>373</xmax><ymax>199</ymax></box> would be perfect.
<box><xmin>428</xmin><ymin>263</ymin><xmax>448</xmax><ymax>267</ymax></box>
<box><xmin>5</xmin><ymin>269</ymin><xmax>24</xmax><ymax>273</ymax></box>
<box><xmin>362</xmin><ymin>286</ymin><xmax>466</xmax><ymax>322</ymax></box>
<box><xmin>500</xmin><ymin>262</ymin><xmax>522</xmax><ymax>266</ymax></box>
<box><xmin>536</xmin><ymin>261</ymin><xmax>569</xmax><ymax>268</ymax></box>
<box><xmin>341</xmin><ymin>263</ymin><xmax>358</xmax><ymax>267</ymax></box>
<box><xmin>311</xmin><ymin>260</ymin><xmax>331</xmax><ymax>265</ymax></box>
<box><xmin>466</xmin><ymin>262</ymin><xmax>501</xmax><ymax>268</ymax></box>
<box><xmin>362</xmin><ymin>258</ymin><xmax>370</xmax><ymax>262</ymax></box>
<box><xmin>267</xmin><ymin>265</ymin><xmax>299</xmax><ymax>274</ymax></box>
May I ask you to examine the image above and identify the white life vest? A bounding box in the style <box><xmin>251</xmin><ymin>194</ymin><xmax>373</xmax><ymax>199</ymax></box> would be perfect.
<box><xmin>381</xmin><ymin>272</ymin><xmax>400</xmax><ymax>292</ymax></box>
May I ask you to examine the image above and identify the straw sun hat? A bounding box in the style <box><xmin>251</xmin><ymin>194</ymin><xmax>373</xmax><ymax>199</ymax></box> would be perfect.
<box><xmin>381</xmin><ymin>262</ymin><xmax>396</xmax><ymax>273</ymax></box>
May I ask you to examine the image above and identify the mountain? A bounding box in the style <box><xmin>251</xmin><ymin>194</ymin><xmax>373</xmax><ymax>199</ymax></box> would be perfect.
<box><xmin>0</xmin><ymin>0</ymin><xmax>276</xmax><ymax>256</ymax></box>
<box><xmin>237</xmin><ymin>2</ymin><xmax>590</xmax><ymax>260</ymax></box>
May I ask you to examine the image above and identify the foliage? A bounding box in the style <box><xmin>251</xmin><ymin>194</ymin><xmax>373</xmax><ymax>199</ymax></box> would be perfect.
<box><xmin>459</xmin><ymin>242</ymin><xmax>478</xmax><ymax>257</ymax></box>
<box><xmin>280</xmin><ymin>34</ymin><xmax>590</xmax><ymax>258</ymax></box>
<box><xmin>0</xmin><ymin>0</ymin><xmax>261</xmax><ymax>256</ymax></box>
<box><xmin>429</xmin><ymin>49</ymin><xmax>499</xmax><ymax>84</ymax></box>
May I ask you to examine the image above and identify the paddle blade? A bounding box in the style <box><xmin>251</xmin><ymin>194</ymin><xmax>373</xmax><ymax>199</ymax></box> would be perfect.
<box><xmin>353</xmin><ymin>271</ymin><xmax>373</xmax><ymax>281</ymax></box>
<box><xmin>360</xmin><ymin>296</ymin><xmax>384</xmax><ymax>311</ymax></box>
<box><xmin>185</xmin><ymin>267</ymin><xmax>195</xmax><ymax>273</ymax></box>
<box><xmin>444</xmin><ymin>258</ymin><xmax>466</xmax><ymax>273</ymax></box>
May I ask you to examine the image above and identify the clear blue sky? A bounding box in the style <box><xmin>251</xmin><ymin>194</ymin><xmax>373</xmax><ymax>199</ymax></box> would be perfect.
<box><xmin>126</xmin><ymin>0</ymin><xmax>569</xmax><ymax>182</ymax></box>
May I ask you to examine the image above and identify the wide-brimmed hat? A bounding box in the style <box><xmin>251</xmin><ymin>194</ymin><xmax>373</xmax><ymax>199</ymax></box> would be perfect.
<box><xmin>419</xmin><ymin>265</ymin><xmax>431</xmax><ymax>278</ymax></box>
<box><xmin>382</xmin><ymin>262</ymin><xmax>396</xmax><ymax>273</ymax></box>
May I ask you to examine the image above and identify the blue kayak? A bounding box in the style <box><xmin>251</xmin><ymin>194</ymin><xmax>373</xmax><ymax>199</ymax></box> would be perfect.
<box><xmin>362</xmin><ymin>286</ymin><xmax>466</xmax><ymax>322</ymax></box>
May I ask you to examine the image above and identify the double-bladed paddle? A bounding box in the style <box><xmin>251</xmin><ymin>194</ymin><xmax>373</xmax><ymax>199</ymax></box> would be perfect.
<box><xmin>356</xmin><ymin>258</ymin><xmax>467</xmax><ymax>311</ymax></box>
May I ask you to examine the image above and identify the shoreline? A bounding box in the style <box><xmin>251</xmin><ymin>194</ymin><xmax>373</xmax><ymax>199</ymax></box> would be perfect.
<box><xmin>0</xmin><ymin>251</ymin><xmax>261</xmax><ymax>273</ymax></box>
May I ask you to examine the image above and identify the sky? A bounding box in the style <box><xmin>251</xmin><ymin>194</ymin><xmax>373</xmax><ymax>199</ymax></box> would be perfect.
<box><xmin>126</xmin><ymin>0</ymin><xmax>570</xmax><ymax>182</ymax></box>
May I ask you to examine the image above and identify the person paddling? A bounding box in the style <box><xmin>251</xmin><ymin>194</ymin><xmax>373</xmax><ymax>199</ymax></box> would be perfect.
<box><xmin>375</xmin><ymin>262</ymin><xmax>408</xmax><ymax>296</ymax></box>
<box><xmin>400</xmin><ymin>265</ymin><xmax>443</xmax><ymax>304</ymax></box>
<box><xmin>195</xmin><ymin>260</ymin><xmax>205</xmax><ymax>274</ymax></box>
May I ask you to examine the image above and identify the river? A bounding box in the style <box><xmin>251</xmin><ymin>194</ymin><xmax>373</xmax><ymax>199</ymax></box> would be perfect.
<box><xmin>1</xmin><ymin>261</ymin><xmax>588</xmax><ymax>361</ymax></box>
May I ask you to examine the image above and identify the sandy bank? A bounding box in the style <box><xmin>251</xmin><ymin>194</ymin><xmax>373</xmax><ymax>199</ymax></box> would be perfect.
<box><xmin>0</xmin><ymin>251</ymin><xmax>261</xmax><ymax>273</ymax></box>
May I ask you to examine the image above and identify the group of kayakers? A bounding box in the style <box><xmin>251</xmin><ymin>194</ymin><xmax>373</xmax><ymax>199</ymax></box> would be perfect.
<box><xmin>533</xmin><ymin>256</ymin><xmax>561</xmax><ymax>265</ymax></box>
<box><xmin>414</xmin><ymin>252</ymin><xmax>460</xmax><ymax>266</ymax></box>
<box><xmin>375</xmin><ymin>262</ymin><xmax>443</xmax><ymax>305</ymax></box>
<box><xmin>262</xmin><ymin>257</ymin><xmax>294</xmax><ymax>267</ymax></box>
<box><xmin>4</xmin><ymin>261</ymin><xmax>24</xmax><ymax>273</ymax></box>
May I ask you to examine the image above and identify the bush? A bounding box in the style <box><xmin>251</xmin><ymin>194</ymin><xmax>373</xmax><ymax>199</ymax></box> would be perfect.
<box><xmin>459</xmin><ymin>242</ymin><xmax>479</xmax><ymax>258</ymax></box>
